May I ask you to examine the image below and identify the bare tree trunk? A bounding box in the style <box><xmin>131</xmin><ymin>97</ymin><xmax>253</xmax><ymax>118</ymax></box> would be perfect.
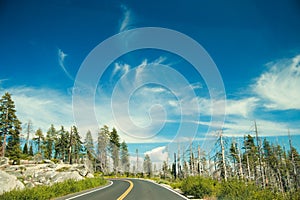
<box><xmin>247</xmin><ymin>154</ymin><xmax>251</xmax><ymax>180</ymax></box>
<box><xmin>220</xmin><ymin>133</ymin><xmax>227</xmax><ymax>181</ymax></box>
<box><xmin>198</xmin><ymin>145</ymin><xmax>201</xmax><ymax>176</ymax></box>
<box><xmin>136</xmin><ymin>149</ymin><xmax>139</xmax><ymax>173</ymax></box>
<box><xmin>190</xmin><ymin>142</ymin><xmax>194</xmax><ymax>176</ymax></box>
<box><xmin>177</xmin><ymin>143</ymin><xmax>181</xmax><ymax>178</ymax></box>
<box><xmin>255</xmin><ymin>121</ymin><xmax>265</xmax><ymax>188</ymax></box>
<box><xmin>288</xmin><ymin>130</ymin><xmax>298</xmax><ymax>189</ymax></box>
<box><xmin>237</xmin><ymin>142</ymin><xmax>244</xmax><ymax>179</ymax></box>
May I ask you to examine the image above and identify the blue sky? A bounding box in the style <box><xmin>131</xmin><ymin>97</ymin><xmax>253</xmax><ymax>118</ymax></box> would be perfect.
<box><xmin>1</xmin><ymin>0</ymin><xmax>300</xmax><ymax>166</ymax></box>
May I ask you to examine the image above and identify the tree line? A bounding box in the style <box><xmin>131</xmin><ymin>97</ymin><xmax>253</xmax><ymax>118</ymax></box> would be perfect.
<box><xmin>165</xmin><ymin>123</ymin><xmax>300</xmax><ymax>195</ymax></box>
<box><xmin>0</xmin><ymin>92</ymin><xmax>137</xmax><ymax>174</ymax></box>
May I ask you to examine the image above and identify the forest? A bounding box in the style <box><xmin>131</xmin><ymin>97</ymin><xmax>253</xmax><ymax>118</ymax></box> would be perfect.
<box><xmin>1</xmin><ymin>91</ymin><xmax>300</xmax><ymax>199</ymax></box>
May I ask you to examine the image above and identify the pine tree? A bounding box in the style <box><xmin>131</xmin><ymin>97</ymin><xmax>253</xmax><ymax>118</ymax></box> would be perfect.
<box><xmin>71</xmin><ymin>126</ymin><xmax>82</xmax><ymax>164</ymax></box>
<box><xmin>33</xmin><ymin>128</ymin><xmax>44</xmax><ymax>154</ymax></box>
<box><xmin>85</xmin><ymin>130</ymin><xmax>95</xmax><ymax>161</ymax></box>
<box><xmin>162</xmin><ymin>161</ymin><xmax>169</xmax><ymax>179</ymax></box>
<box><xmin>0</xmin><ymin>92</ymin><xmax>22</xmax><ymax>163</ymax></box>
<box><xmin>98</xmin><ymin>125</ymin><xmax>109</xmax><ymax>172</ymax></box>
<box><xmin>29</xmin><ymin>143</ymin><xmax>33</xmax><ymax>156</ymax></box>
<box><xmin>23</xmin><ymin>143</ymin><xmax>28</xmax><ymax>155</ymax></box>
<box><xmin>120</xmin><ymin>141</ymin><xmax>130</xmax><ymax>173</ymax></box>
<box><xmin>230</xmin><ymin>141</ymin><xmax>238</xmax><ymax>176</ymax></box>
<box><xmin>54</xmin><ymin>126</ymin><xmax>68</xmax><ymax>161</ymax></box>
<box><xmin>109</xmin><ymin>127</ymin><xmax>120</xmax><ymax>174</ymax></box>
<box><xmin>24</xmin><ymin>120</ymin><xmax>33</xmax><ymax>150</ymax></box>
<box><xmin>143</xmin><ymin>154</ymin><xmax>152</xmax><ymax>177</ymax></box>
<box><xmin>243</xmin><ymin>135</ymin><xmax>258</xmax><ymax>180</ymax></box>
<box><xmin>44</xmin><ymin>124</ymin><xmax>56</xmax><ymax>159</ymax></box>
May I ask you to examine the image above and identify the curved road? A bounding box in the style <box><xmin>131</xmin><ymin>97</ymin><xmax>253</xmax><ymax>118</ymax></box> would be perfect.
<box><xmin>62</xmin><ymin>179</ymin><xmax>187</xmax><ymax>200</ymax></box>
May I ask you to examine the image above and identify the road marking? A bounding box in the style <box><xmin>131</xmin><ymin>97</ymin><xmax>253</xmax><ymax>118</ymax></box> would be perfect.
<box><xmin>117</xmin><ymin>180</ymin><xmax>134</xmax><ymax>200</ymax></box>
<box><xmin>65</xmin><ymin>181</ymin><xmax>113</xmax><ymax>200</ymax></box>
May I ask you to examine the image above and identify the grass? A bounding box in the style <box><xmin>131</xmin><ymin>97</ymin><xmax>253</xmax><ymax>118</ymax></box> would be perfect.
<box><xmin>0</xmin><ymin>177</ymin><xmax>107</xmax><ymax>200</ymax></box>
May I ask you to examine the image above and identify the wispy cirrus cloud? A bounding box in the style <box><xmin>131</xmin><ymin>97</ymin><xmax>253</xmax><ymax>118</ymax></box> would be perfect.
<box><xmin>58</xmin><ymin>48</ymin><xmax>74</xmax><ymax>80</ymax></box>
<box><xmin>111</xmin><ymin>62</ymin><xmax>130</xmax><ymax>79</ymax></box>
<box><xmin>252</xmin><ymin>54</ymin><xmax>300</xmax><ymax>110</ymax></box>
<box><xmin>0</xmin><ymin>86</ymin><xmax>74</xmax><ymax>134</ymax></box>
<box><xmin>119</xmin><ymin>5</ymin><xmax>135</xmax><ymax>32</ymax></box>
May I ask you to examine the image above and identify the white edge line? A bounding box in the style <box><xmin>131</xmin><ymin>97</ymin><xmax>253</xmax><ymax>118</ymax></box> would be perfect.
<box><xmin>130</xmin><ymin>178</ymin><xmax>189</xmax><ymax>200</ymax></box>
<box><xmin>66</xmin><ymin>180</ymin><xmax>113</xmax><ymax>200</ymax></box>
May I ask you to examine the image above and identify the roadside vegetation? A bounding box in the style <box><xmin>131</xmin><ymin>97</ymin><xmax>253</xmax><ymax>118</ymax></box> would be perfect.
<box><xmin>171</xmin><ymin>176</ymin><xmax>300</xmax><ymax>200</ymax></box>
<box><xmin>0</xmin><ymin>176</ymin><xmax>107</xmax><ymax>200</ymax></box>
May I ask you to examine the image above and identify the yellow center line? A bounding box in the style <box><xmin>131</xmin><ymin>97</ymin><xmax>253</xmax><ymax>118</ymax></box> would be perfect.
<box><xmin>117</xmin><ymin>180</ymin><xmax>134</xmax><ymax>200</ymax></box>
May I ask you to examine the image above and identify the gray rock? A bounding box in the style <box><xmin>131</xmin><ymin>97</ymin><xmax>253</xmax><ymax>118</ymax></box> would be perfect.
<box><xmin>0</xmin><ymin>170</ymin><xmax>24</xmax><ymax>195</ymax></box>
<box><xmin>38</xmin><ymin>176</ymin><xmax>46</xmax><ymax>183</ymax></box>
<box><xmin>77</xmin><ymin>167</ymin><xmax>89</xmax><ymax>177</ymax></box>
<box><xmin>48</xmin><ymin>164</ymin><xmax>57</xmax><ymax>169</ymax></box>
<box><xmin>84</xmin><ymin>158</ymin><xmax>94</xmax><ymax>174</ymax></box>
<box><xmin>43</xmin><ymin>159</ymin><xmax>54</xmax><ymax>164</ymax></box>
<box><xmin>52</xmin><ymin>171</ymin><xmax>84</xmax><ymax>184</ymax></box>
<box><xmin>86</xmin><ymin>173</ymin><xmax>94</xmax><ymax>178</ymax></box>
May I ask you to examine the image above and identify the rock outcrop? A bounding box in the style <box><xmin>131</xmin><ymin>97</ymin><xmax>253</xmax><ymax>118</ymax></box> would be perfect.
<box><xmin>0</xmin><ymin>158</ymin><xmax>94</xmax><ymax>195</ymax></box>
<box><xmin>0</xmin><ymin>170</ymin><xmax>24</xmax><ymax>195</ymax></box>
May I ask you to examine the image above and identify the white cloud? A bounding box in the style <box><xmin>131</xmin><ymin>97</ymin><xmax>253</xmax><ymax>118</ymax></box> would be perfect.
<box><xmin>111</xmin><ymin>62</ymin><xmax>130</xmax><ymax>79</ymax></box>
<box><xmin>252</xmin><ymin>54</ymin><xmax>300</xmax><ymax>110</ymax></box>
<box><xmin>196</xmin><ymin>117</ymin><xmax>299</xmax><ymax>137</ymax></box>
<box><xmin>0</xmin><ymin>79</ymin><xmax>8</xmax><ymax>85</ymax></box>
<box><xmin>224</xmin><ymin>118</ymin><xmax>299</xmax><ymax>137</ymax></box>
<box><xmin>119</xmin><ymin>5</ymin><xmax>135</xmax><ymax>32</ymax></box>
<box><xmin>144</xmin><ymin>146</ymin><xmax>168</xmax><ymax>167</ymax></box>
<box><xmin>58</xmin><ymin>48</ymin><xmax>74</xmax><ymax>80</ymax></box>
<box><xmin>190</xmin><ymin>82</ymin><xmax>203</xmax><ymax>90</ymax></box>
<box><xmin>225</xmin><ymin>97</ymin><xmax>258</xmax><ymax>117</ymax></box>
<box><xmin>0</xmin><ymin>86</ymin><xmax>74</xmax><ymax>134</ymax></box>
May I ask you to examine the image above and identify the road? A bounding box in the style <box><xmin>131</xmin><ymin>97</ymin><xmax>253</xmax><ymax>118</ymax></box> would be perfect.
<box><xmin>63</xmin><ymin>178</ymin><xmax>188</xmax><ymax>200</ymax></box>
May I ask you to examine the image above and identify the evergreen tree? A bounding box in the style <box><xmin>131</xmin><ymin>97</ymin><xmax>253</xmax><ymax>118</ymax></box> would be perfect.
<box><xmin>143</xmin><ymin>154</ymin><xmax>152</xmax><ymax>177</ymax></box>
<box><xmin>33</xmin><ymin>128</ymin><xmax>44</xmax><ymax>154</ymax></box>
<box><xmin>44</xmin><ymin>124</ymin><xmax>56</xmax><ymax>159</ymax></box>
<box><xmin>162</xmin><ymin>161</ymin><xmax>169</xmax><ymax>179</ymax></box>
<box><xmin>120</xmin><ymin>141</ymin><xmax>130</xmax><ymax>173</ymax></box>
<box><xmin>54</xmin><ymin>126</ymin><xmax>68</xmax><ymax>161</ymax></box>
<box><xmin>24</xmin><ymin>120</ymin><xmax>33</xmax><ymax>151</ymax></box>
<box><xmin>71</xmin><ymin>126</ymin><xmax>82</xmax><ymax>164</ymax></box>
<box><xmin>109</xmin><ymin>127</ymin><xmax>120</xmax><ymax>173</ymax></box>
<box><xmin>288</xmin><ymin>146</ymin><xmax>300</xmax><ymax>189</ymax></box>
<box><xmin>23</xmin><ymin>143</ymin><xmax>28</xmax><ymax>155</ymax></box>
<box><xmin>243</xmin><ymin>135</ymin><xmax>258</xmax><ymax>180</ymax></box>
<box><xmin>0</xmin><ymin>92</ymin><xmax>22</xmax><ymax>163</ymax></box>
<box><xmin>29</xmin><ymin>143</ymin><xmax>33</xmax><ymax>156</ymax></box>
<box><xmin>85</xmin><ymin>130</ymin><xmax>95</xmax><ymax>161</ymax></box>
<box><xmin>98</xmin><ymin>125</ymin><xmax>109</xmax><ymax>172</ymax></box>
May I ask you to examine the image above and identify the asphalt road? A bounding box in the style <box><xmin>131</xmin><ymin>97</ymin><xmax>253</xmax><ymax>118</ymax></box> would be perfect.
<box><xmin>62</xmin><ymin>179</ymin><xmax>187</xmax><ymax>200</ymax></box>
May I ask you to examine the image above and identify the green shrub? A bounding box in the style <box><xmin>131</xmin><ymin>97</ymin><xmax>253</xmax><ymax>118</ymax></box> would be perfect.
<box><xmin>0</xmin><ymin>177</ymin><xmax>107</xmax><ymax>200</ymax></box>
<box><xmin>180</xmin><ymin>176</ymin><xmax>218</xmax><ymax>199</ymax></box>
<box><xmin>217</xmin><ymin>179</ymin><xmax>285</xmax><ymax>200</ymax></box>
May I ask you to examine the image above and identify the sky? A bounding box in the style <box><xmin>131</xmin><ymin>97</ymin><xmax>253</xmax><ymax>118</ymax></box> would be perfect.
<box><xmin>1</xmin><ymin>0</ymin><xmax>300</xmax><ymax>167</ymax></box>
